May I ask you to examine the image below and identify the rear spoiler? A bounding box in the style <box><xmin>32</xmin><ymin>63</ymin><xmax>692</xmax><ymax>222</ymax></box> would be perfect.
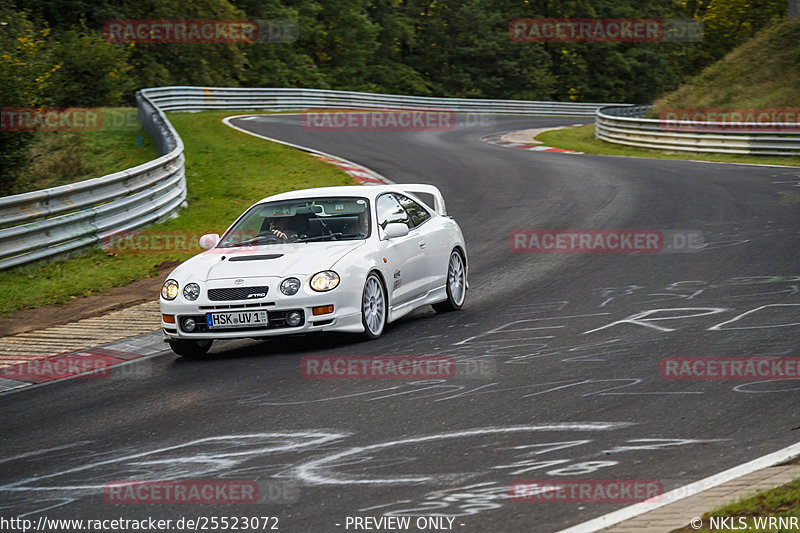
<box><xmin>397</xmin><ymin>184</ymin><xmax>447</xmax><ymax>216</ymax></box>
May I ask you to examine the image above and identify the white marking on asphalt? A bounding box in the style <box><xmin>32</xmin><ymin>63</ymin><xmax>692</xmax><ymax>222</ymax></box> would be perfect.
<box><xmin>583</xmin><ymin>308</ymin><xmax>729</xmax><ymax>334</ymax></box>
<box><xmin>708</xmin><ymin>303</ymin><xmax>800</xmax><ymax>330</ymax></box>
<box><xmin>0</xmin><ymin>432</ymin><xmax>347</xmax><ymax>492</ymax></box>
<box><xmin>294</xmin><ymin>423</ymin><xmax>632</xmax><ymax>485</ymax></box>
<box><xmin>555</xmin><ymin>440</ymin><xmax>800</xmax><ymax>533</ymax></box>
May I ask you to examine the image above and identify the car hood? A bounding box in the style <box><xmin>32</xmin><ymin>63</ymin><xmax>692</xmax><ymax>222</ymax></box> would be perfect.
<box><xmin>174</xmin><ymin>240</ymin><xmax>366</xmax><ymax>281</ymax></box>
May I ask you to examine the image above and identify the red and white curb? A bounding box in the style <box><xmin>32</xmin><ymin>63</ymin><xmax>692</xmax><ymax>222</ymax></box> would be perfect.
<box><xmin>0</xmin><ymin>330</ymin><xmax>166</xmax><ymax>394</ymax></box>
<box><xmin>490</xmin><ymin>141</ymin><xmax>580</xmax><ymax>153</ymax></box>
<box><xmin>482</xmin><ymin>123</ymin><xmax>588</xmax><ymax>154</ymax></box>
<box><xmin>0</xmin><ymin>116</ymin><xmax>393</xmax><ymax>394</ymax></box>
<box><xmin>223</xmin><ymin>115</ymin><xmax>393</xmax><ymax>185</ymax></box>
<box><xmin>311</xmin><ymin>155</ymin><xmax>390</xmax><ymax>185</ymax></box>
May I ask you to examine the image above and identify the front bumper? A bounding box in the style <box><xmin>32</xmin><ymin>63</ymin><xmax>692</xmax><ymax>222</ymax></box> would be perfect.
<box><xmin>160</xmin><ymin>281</ymin><xmax>364</xmax><ymax>340</ymax></box>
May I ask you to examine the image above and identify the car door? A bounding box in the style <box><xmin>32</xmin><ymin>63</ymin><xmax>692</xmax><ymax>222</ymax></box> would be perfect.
<box><xmin>376</xmin><ymin>193</ymin><xmax>429</xmax><ymax>306</ymax></box>
<box><xmin>394</xmin><ymin>193</ymin><xmax>448</xmax><ymax>295</ymax></box>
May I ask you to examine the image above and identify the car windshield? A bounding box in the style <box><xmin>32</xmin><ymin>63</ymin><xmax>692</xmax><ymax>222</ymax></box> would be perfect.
<box><xmin>218</xmin><ymin>197</ymin><xmax>371</xmax><ymax>248</ymax></box>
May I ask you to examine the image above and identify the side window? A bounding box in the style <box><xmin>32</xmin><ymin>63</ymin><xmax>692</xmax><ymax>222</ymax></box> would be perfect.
<box><xmin>396</xmin><ymin>194</ymin><xmax>431</xmax><ymax>227</ymax></box>
<box><xmin>376</xmin><ymin>194</ymin><xmax>412</xmax><ymax>230</ymax></box>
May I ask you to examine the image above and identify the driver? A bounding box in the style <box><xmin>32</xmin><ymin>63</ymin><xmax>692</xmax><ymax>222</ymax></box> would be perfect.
<box><xmin>269</xmin><ymin>216</ymin><xmax>299</xmax><ymax>241</ymax></box>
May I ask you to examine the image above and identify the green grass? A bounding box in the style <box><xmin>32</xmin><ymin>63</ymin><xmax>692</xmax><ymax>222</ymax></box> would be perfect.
<box><xmin>653</xmin><ymin>18</ymin><xmax>800</xmax><ymax>112</ymax></box>
<box><xmin>536</xmin><ymin>19</ymin><xmax>800</xmax><ymax>170</ymax></box>
<box><xmin>0</xmin><ymin>110</ymin><xmax>355</xmax><ymax>315</ymax></box>
<box><xmin>536</xmin><ymin>125</ymin><xmax>800</xmax><ymax>167</ymax></box>
<box><xmin>670</xmin><ymin>477</ymin><xmax>800</xmax><ymax>532</ymax></box>
<box><xmin>10</xmin><ymin>108</ymin><xmax>159</xmax><ymax>194</ymax></box>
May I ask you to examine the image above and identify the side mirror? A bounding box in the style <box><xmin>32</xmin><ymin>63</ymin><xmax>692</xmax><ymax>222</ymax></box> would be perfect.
<box><xmin>383</xmin><ymin>223</ymin><xmax>410</xmax><ymax>239</ymax></box>
<box><xmin>199</xmin><ymin>233</ymin><xmax>220</xmax><ymax>249</ymax></box>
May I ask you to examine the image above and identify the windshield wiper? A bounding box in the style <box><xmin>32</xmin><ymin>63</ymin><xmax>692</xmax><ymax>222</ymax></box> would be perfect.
<box><xmin>296</xmin><ymin>233</ymin><xmax>364</xmax><ymax>243</ymax></box>
<box><xmin>225</xmin><ymin>235</ymin><xmax>275</xmax><ymax>247</ymax></box>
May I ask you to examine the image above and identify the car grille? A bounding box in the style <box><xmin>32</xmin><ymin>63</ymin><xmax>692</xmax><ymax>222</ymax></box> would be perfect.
<box><xmin>199</xmin><ymin>302</ymin><xmax>276</xmax><ymax>310</ymax></box>
<box><xmin>208</xmin><ymin>286</ymin><xmax>269</xmax><ymax>301</ymax></box>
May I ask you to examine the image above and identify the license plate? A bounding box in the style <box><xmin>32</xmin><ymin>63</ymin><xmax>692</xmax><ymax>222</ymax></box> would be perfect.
<box><xmin>206</xmin><ymin>310</ymin><xmax>268</xmax><ymax>329</ymax></box>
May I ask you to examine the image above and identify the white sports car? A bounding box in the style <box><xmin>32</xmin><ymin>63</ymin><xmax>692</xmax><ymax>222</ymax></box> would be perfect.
<box><xmin>159</xmin><ymin>184</ymin><xmax>468</xmax><ymax>357</ymax></box>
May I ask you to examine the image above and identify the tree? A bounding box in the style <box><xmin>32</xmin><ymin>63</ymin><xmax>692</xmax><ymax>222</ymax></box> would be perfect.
<box><xmin>45</xmin><ymin>28</ymin><xmax>135</xmax><ymax>106</ymax></box>
<box><xmin>0</xmin><ymin>4</ymin><xmax>53</xmax><ymax>194</ymax></box>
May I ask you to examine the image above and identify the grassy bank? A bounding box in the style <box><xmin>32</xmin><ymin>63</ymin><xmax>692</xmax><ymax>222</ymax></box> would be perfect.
<box><xmin>653</xmin><ymin>18</ymin><xmax>800</xmax><ymax>112</ymax></box>
<box><xmin>535</xmin><ymin>19</ymin><xmax>800</xmax><ymax>167</ymax></box>
<box><xmin>6</xmin><ymin>108</ymin><xmax>159</xmax><ymax>195</ymax></box>
<box><xmin>671</xmin><ymin>476</ymin><xmax>800</xmax><ymax>532</ymax></box>
<box><xmin>536</xmin><ymin>125</ymin><xmax>800</xmax><ymax>167</ymax></box>
<box><xmin>0</xmin><ymin>111</ymin><xmax>355</xmax><ymax>315</ymax></box>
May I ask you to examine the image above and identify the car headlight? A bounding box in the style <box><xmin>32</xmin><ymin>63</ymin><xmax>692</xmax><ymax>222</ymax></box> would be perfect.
<box><xmin>161</xmin><ymin>279</ymin><xmax>179</xmax><ymax>300</ymax></box>
<box><xmin>183</xmin><ymin>283</ymin><xmax>200</xmax><ymax>301</ymax></box>
<box><xmin>310</xmin><ymin>271</ymin><xmax>340</xmax><ymax>292</ymax></box>
<box><xmin>280</xmin><ymin>277</ymin><xmax>301</xmax><ymax>296</ymax></box>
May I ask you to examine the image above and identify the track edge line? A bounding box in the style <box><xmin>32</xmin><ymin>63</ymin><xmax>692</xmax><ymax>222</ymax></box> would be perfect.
<box><xmin>556</xmin><ymin>440</ymin><xmax>800</xmax><ymax>533</ymax></box>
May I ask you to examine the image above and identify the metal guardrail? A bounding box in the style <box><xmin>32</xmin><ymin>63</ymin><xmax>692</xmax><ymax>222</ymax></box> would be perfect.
<box><xmin>5</xmin><ymin>87</ymin><xmax>796</xmax><ymax>271</ymax></box>
<box><xmin>596</xmin><ymin>105</ymin><xmax>800</xmax><ymax>156</ymax></box>
<box><xmin>140</xmin><ymin>86</ymin><xmax>616</xmax><ymax>116</ymax></box>
<box><xmin>0</xmin><ymin>86</ymin><xmax>623</xmax><ymax>270</ymax></box>
<box><xmin>0</xmin><ymin>92</ymin><xmax>186</xmax><ymax>270</ymax></box>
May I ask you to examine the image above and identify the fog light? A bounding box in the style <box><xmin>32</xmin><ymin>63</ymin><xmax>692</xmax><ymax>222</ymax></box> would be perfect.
<box><xmin>182</xmin><ymin>318</ymin><xmax>196</xmax><ymax>332</ymax></box>
<box><xmin>312</xmin><ymin>305</ymin><xmax>334</xmax><ymax>316</ymax></box>
<box><xmin>286</xmin><ymin>311</ymin><xmax>302</xmax><ymax>326</ymax></box>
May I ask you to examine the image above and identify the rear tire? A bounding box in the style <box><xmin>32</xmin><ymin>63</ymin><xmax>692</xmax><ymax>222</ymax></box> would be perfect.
<box><xmin>169</xmin><ymin>339</ymin><xmax>213</xmax><ymax>358</ymax></box>
<box><xmin>361</xmin><ymin>273</ymin><xmax>386</xmax><ymax>340</ymax></box>
<box><xmin>433</xmin><ymin>249</ymin><xmax>466</xmax><ymax>313</ymax></box>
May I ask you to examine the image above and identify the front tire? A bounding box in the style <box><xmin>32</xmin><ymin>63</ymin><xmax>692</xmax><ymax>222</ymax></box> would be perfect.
<box><xmin>169</xmin><ymin>339</ymin><xmax>213</xmax><ymax>358</ymax></box>
<box><xmin>361</xmin><ymin>273</ymin><xmax>387</xmax><ymax>339</ymax></box>
<box><xmin>433</xmin><ymin>249</ymin><xmax>466</xmax><ymax>313</ymax></box>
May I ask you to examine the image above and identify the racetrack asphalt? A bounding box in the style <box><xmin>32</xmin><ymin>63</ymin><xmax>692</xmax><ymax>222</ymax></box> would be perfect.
<box><xmin>1</xmin><ymin>114</ymin><xmax>798</xmax><ymax>532</ymax></box>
